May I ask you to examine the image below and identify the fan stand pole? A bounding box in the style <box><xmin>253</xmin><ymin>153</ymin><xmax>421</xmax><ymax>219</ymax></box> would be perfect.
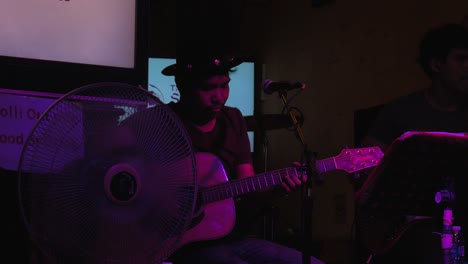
<box><xmin>276</xmin><ymin>89</ymin><xmax>323</xmax><ymax>264</ymax></box>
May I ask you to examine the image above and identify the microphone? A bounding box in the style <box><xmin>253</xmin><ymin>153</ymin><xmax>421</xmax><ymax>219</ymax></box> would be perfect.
<box><xmin>263</xmin><ymin>79</ymin><xmax>306</xmax><ymax>95</ymax></box>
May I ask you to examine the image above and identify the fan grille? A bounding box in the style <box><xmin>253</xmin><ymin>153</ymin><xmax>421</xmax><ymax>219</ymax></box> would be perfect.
<box><xmin>18</xmin><ymin>82</ymin><xmax>197</xmax><ymax>263</ymax></box>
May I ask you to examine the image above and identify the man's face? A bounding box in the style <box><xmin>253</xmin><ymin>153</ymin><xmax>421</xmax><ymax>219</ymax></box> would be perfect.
<box><xmin>191</xmin><ymin>74</ymin><xmax>230</xmax><ymax>117</ymax></box>
<box><xmin>439</xmin><ymin>48</ymin><xmax>468</xmax><ymax>95</ymax></box>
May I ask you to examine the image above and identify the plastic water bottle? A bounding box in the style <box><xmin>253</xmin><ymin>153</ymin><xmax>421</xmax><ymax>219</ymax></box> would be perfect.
<box><xmin>451</xmin><ymin>225</ymin><xmax>465</xmax><ymax>264</ymax></box>
<box><xmin>442</xmin><ymin>209</ymin><xmax>454</xmax><ymax>264</ymax></box>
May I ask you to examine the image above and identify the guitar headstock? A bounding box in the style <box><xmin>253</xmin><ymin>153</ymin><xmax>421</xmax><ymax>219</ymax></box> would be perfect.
<box><xmin>335</xmin><ymin>146</ymin><xmax>384</xmax><ymax>173</ymax></box>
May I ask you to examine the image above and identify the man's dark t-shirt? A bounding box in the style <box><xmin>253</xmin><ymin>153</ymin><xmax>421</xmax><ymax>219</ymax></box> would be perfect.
<box><xmin>168</xmin><ymin>104</ymin><xmax>252</xmax><ymax>180</ymax></box>
<box><xmin>367</xmin><ymin>90</ymin><xmax>468</xmax><ymax>146</ymax></box>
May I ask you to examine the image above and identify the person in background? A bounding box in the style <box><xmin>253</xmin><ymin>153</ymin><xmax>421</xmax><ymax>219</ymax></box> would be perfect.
<box><xmin>163</xmin><ymin>52</ymin><xmax>324</xmax><ymax>264</ymax></box>
<box><xmin>360</xmin><ymin>23</ymin><xmax>468</xmax><ymax>152</ymax></box>
<box><xmin>355</xmin><ymin>23</ymin><xmax>468</xmax><ymax>264</ymax></box>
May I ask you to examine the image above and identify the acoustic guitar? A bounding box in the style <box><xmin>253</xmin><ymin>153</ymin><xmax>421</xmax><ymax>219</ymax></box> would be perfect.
<box><xmin>179</xmin><ymin>147</ymin><xmax>384</xmax><ymax>247</ymax></box>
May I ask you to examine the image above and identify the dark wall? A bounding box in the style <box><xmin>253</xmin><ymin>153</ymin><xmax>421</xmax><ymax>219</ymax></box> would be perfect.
<box><xmin>148</xmin><ymin>0</ymin><xmax>176</xmax><ymax>57</ymax></box>
<box><xmin>148</xmin><ymin>0</ymin><xmax>242</xmax><ymax>57</ymax></box>
<box><xmin>179</xmin><ymin>0</ymin><xmax>241</xmax><ymax>54</ymax></box>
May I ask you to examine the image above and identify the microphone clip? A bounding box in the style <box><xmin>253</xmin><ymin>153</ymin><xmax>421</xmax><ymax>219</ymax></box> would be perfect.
<box><xmin>263</xmin><ymin>79</ymin><xmax>306</xmax><ymax>95</ymax></box>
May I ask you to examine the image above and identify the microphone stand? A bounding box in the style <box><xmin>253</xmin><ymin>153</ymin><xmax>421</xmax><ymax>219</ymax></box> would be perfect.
<box><xmin>276</xmin><ymin>89</ymin><xmax>323</xmax><ymax>264</ymax></box>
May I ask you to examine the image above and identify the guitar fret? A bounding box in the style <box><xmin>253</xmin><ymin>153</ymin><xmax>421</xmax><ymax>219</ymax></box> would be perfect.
<box><xmin>317</xmin><ymin>159</ymin><xmax>331</xmax><ymax>173</ymax></box>
<box><xmin>204</xmin><ymin>191</ymin><xmax>213</xmax><ymax>204</ymax></box>
<box><xmin>201</xmin><ymin>192</ymin><xmax>207</xmax><ymax>203</ymax></box>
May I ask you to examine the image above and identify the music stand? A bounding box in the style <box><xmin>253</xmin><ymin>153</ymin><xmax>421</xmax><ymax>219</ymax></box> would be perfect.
<box><xmin>355</xmin><ymin>131</ymin><xmax>468</xmax><ymax>263</ymax></box>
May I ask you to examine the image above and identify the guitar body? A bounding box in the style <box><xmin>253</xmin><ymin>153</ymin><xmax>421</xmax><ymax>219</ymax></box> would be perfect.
<box><xmin>176</xmin><ymin>147</ymin><xmax>382</xmax><ymax>249</ymax></box>
<box><xmin>179</xmin><ymin>152</ymin><xmax>236</xmax><ymax>246</ymax></box>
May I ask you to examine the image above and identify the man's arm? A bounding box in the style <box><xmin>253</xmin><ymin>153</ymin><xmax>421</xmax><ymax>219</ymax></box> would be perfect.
<box><xmin>237</xmin><ymin>163</ymin><xmax>255</xmax><ymax>179</ymax></box>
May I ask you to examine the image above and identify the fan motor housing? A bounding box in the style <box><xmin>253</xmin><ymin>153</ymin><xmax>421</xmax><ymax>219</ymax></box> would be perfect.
<box><xmin>104</xmin><ymin>163</ymin><xmax>141</xmax><ymax>204</ymax></box>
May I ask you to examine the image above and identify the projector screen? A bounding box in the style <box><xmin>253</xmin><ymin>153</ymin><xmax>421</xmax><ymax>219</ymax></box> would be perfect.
<box><xmin>0</xmin><ymin>0</ymin><xmax>136</xmax><ymax>68</ymax></box>
<box><xmin>0</xmin><ymin>0</ymin><xmax>148</xmax><ymax>93</ymax></box>
<box><xmin>148</xmin><ymin>57</ymin><xmax>256</xmax><ymax>151</ymax></box>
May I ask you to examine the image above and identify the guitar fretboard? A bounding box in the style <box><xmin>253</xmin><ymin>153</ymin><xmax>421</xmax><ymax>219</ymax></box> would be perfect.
<box><xmin>201</xmin><ymin>157</ymin><xmax>337</xmax><ymax>204</ymax></box>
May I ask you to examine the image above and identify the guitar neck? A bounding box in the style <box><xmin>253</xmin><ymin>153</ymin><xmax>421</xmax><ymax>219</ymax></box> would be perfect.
<box><xmin>201</xmin><ymin>157</ymin><xmax>337</xmax><ymax>204</ymax></box>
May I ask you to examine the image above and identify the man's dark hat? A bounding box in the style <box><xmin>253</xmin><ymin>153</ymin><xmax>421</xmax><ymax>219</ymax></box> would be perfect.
<box><xmin>161</xmin><ymin>55</ymin><xmax>244</xmax><ymax>76</ymax></box>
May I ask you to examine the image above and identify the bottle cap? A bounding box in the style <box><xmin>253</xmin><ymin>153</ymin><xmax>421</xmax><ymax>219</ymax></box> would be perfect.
<box><xmin>443</xmin><ymin>209</ymin><xmax>453</xmax><ymax>226</ymax></box>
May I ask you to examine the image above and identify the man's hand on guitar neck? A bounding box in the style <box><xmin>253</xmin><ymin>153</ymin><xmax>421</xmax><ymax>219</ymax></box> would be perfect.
<box><xmin>281</xmin><ymin>161</ymin><xmax>308</xmax><ymax>192</ymax></box>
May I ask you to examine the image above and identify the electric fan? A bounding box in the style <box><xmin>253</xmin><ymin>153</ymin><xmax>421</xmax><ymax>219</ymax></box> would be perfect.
<box><xmin>17</xmin><ymin>82</ymin><xmax>198</xmax><ymax>264</ymax></box>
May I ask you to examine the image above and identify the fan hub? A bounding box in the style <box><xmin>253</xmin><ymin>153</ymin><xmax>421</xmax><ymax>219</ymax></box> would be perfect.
<box><xmin>104</xmin><ymin>163</ymin><xmax>141</xmax><ymax>204</ymax></box>
<box><xmin>110</xmin><ymin>171</ymin><xmax>138</xmax><ymax>201</ymax></box>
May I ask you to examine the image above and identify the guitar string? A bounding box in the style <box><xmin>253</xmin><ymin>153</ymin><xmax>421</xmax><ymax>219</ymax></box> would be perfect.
<box><xmin>202</xmin><ymin>155</ymin><xmax>378</xmax><ymax>195</ymax></box>
<box><xmin>201</xmin><ymin>150</ymin><xmax>381</xmax><ymax>203</ymax></box>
